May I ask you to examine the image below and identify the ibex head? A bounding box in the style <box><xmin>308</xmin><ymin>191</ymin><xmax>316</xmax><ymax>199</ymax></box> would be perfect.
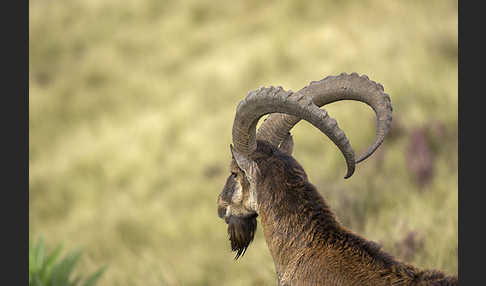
<box><xmin>217</xmin><ymin>73</ymin><xmax>393</xmax><ymax>259</ymax></box>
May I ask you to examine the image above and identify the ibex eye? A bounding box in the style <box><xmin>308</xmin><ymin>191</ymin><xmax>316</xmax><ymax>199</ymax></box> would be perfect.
<box><xmin>231</xmin><ymin>172</ymin><xmax>237</xmax><ymax>178</ymax></box>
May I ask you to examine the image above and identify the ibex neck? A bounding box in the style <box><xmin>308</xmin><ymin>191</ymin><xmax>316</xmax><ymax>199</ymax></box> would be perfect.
<box><xmin>257</xmin><ymin>180</ymin><xmax>342</xmax><ymax>281</ymax></box>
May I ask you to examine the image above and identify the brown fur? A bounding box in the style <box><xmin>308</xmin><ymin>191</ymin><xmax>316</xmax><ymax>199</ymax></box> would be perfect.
<box><xmin>220</xmin><ymin>141</ymin><xmax>458</xmax><ymax>285</ymax></box>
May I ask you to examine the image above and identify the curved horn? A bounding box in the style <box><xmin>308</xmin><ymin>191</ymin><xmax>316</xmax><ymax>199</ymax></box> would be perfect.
<box><xmin>256</xmin><ymin>73</ymin><xmax>393</xmax><ymax>163</ymax></box>
<box><xmin>232</xmin><ymin>86</ymin><xmax>356</xmax><ymax>179</ymax></box>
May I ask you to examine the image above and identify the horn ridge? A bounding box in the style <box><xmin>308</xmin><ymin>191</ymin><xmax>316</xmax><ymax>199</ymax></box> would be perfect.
<box><xmin>232</xmin><ymin>85</ymin><xmax>356</xmax><ymax>178</ymax></box>
<box><xmin>256</xmin><ymin>73</ymin><xmax>393</xmax><ymax>165</ymax></box>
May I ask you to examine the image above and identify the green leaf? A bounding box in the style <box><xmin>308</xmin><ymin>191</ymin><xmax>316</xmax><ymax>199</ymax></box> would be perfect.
<box><xmin>81</xmin><ymin>266</ymin><xmax>107</xmax><ymax>286</ymax></box>
<box><xmin>35</xmin><ymin>237</ymin><xmax>45</xmax><ymax>270</ymax></box>
<box><xmin>39</xmin><ymin>244</ymin><xmax>63</xmax><ymax>283</ymax></box>
<box><xmin>29</xmin><ymin>237</ymin><xmax>106</xmax><ymax>286</ymax></box>
<box><xmin>51</xmin><ymin>251</ymin><xmax>82</xmax><ymax>286</ymax></box>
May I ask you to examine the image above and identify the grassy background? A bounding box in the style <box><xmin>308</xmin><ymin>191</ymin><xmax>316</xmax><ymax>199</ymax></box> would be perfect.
<box><xmin>29</xmin><ymin>0</ymin><xmax>458</xmax><ymax>285</ymax></box>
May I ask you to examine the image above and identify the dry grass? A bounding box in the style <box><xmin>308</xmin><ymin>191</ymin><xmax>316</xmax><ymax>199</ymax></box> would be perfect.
<box><xmin>30</xmin><ymin>0</ymin><xmax>457</xmax><ymax>285</ymax></box>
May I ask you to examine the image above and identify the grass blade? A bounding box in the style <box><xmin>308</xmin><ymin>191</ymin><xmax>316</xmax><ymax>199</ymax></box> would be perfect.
<box><xmin>81</xmin><ymin>266</ymin><xmax>107</xmax><ymax>286</ymax></box>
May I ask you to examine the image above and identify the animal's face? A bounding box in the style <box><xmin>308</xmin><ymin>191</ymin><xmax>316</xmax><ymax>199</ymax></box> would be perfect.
<box><xmin>217</xmin><ymin>139</ymin><xmax>293</xmax><ymax>259</ymax></box>
<box><xmin>217</xmin><ymin>154</ymin><xmax>258</xmax><ymax>259</ymax></box>
<box><xmin>217</xmin><ymin>158</ymin><xmax>257</xmax><ymax>220</ymax></box>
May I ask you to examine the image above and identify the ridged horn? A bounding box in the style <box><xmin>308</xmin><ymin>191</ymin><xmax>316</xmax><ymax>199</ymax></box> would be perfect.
<box><xmin>256</xmin><ymin>72</ymin><xmax>393</xmax><ymax>164</ymax></box>
<box><xmin>232</xmin><ymin>86</ymin><xmax>356</xmax><ymax>179</ymax></box>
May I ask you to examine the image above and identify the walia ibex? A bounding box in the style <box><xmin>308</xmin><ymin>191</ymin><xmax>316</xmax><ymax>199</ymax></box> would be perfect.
<box><xmin>217</xmin><ymin>73</ymin><xmax>458</xmax><ymax>285</ymax></box>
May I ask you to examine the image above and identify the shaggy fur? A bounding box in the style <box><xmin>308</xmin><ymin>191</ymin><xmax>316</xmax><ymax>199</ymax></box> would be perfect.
<box><xmin>219</xmin><ymin>140</ymin><xmax>458</xmax><ymax>285</ymax></box>
<box><xmin>226</xmin><ymin>214</ymin><xmax>258</xmax><ymax>260</ymax></box>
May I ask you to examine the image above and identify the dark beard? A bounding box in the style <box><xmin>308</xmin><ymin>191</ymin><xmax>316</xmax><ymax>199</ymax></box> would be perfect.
<box><xmin>227</xmin><ymin>214</ymin><xmax>258</xmax><ymax>260</ymax></box>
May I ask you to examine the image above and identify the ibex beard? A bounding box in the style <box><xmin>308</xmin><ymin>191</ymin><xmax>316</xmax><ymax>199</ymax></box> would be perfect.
<box><xmin>217</xmin><ymin>202</ymin><xmax>258</xmax><ymax>260</ymax></box>
<box><xmin>225</xmin><ymin>214</ymin><xmax>257</xmax><ymax>259</ymax></box>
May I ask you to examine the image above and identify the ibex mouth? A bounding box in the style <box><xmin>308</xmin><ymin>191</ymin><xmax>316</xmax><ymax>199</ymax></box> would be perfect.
<box><xmin>218</xmin><ymin>206</ymin><xmax>226</xmax><ymax>219</ymax></box>
<box><xmin>223</xmin><ymin>212</ymin><xmax>258</xmax><ymax>224</ymax></box>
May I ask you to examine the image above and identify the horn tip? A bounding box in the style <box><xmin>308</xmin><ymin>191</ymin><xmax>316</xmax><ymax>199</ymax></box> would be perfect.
<box><xmin>343</xmin><ymin>167</ymin><xmax>355</xmax><ymax>179</ymax></box>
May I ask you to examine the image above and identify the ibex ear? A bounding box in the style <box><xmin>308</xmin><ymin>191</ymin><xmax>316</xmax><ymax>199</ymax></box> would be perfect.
<box><xmin>230</xmin><ymin>144</ymin><xmax>252</xmax><ymax>172</ymax></box>
<box><xmin>278</xmin><ymin>133</ymin><xmax>294</xmax><ymax>155</ymax></box>
<box><xmin>230</xmin><ymin>144</ymin><xmax>260</xmax><ymax>180</ymax></box>
<box><xmin>230</xmin><ymin>144</ymin><xmax>260</xmax><ymax>211</ymax></box>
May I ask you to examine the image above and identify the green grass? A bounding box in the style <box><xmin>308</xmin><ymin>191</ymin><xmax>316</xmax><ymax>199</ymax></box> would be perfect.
<box><xmin>30</xmin><ymin>0</ymin><xmax>457</xmax><ymax>285</ymax></box>
<box><xmin>29</xmin><ymin>237</ymin><xmax>106</xmax><ymax>286</ymax></box>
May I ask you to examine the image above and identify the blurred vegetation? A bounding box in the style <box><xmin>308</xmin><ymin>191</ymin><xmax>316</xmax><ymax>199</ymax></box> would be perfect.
<box><xmin>29</xmin><ymin>0</ymin><xmax>457</xmax><ymax>285</ymax></box>
<box><xmin>29</xmin><ymin>237</ymin><xmax>105</xmax><ymax>286</ymax></box>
